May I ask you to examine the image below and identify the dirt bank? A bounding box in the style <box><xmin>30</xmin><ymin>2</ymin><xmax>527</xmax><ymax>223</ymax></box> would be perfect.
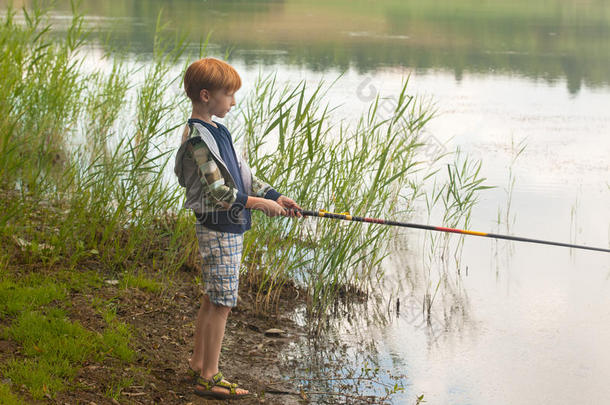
<box><xmin>50</xmin><ymin>266</ymin><xmax>306</xmax><ymax>405</ymax></box>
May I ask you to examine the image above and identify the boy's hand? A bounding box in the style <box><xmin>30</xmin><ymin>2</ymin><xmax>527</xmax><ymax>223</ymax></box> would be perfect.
<box><xmin>255</xmin><ymin>198</ymin><xmax>286</xmax><ymax>217</ymax></box>
<box><xmin>276</xmin><ymin>195</ymin><xmax>302</xmax><ymax>217</ymax></box>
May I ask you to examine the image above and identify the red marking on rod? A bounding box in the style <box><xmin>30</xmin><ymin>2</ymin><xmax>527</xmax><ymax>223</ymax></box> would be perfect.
<box><xmin>436</xmin><ymin>226</ymin><xmax>463</xmax><ymax>234</ymax></box>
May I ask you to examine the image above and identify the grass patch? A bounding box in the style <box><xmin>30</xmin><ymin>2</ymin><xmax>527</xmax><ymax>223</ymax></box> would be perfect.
<box><xmin>0</xmin><ymin>266</ymin><xmax>134</xmax><ymax>399</ymax></box>
<box><xmin>105</xmin><ymin>375</ymin><xmax>134</xmax><ymax>400</ymax></box>
<box><xmin>3</xmin><ymin>358</ymin><xmax>68</xmax><ymax>400</ymax></box>
<box><xmin>2</xmin><ymin>309</ymin><xmax>97</xmax><ymax>399</ymax></box>
<box><xmin>120</xmin><ymin>271</ymin><xmax>163</xmax><ymax>293</ymax></box>
<box><xmin>101</xmin><ymin>320</ymin><xmax>135</xmax><ymax>362</ymax></box>
<box><xmin>0</xmin><ymin>279</ymin><xmax>66</xmax><ymax>317</ymax></box>
<box><xmin>92</xmin><ymin>297</ymin><xmax>135</xmax><ymax>362</ymax></box>
<box><xmin>56</xmin><ymin>269</ymin><xmax>104</xmax><ymax>293</ymax></box>
<box><xmin>5</xmin><ymin>309</ymin><xmax>99</xmax><ymax>363</ymax></box>
<box><xmin>0</xmin><ymin>382</ymin><xmax>23</xmax><ymax>405</ymax></box>
<box><xmin>2</xmin><ymin>307</ymin><xmax>135</xmax><ymax>399</ymax></box>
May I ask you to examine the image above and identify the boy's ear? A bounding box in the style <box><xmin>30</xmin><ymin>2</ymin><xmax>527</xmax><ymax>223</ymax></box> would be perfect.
<box><xmin>199</xmin><ymin>88</ymin><xmax>210</xmax><ymax>102</ymax></box>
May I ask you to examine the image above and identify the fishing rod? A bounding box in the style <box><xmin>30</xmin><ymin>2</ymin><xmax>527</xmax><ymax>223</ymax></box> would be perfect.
<box><xmin>293</xmin><ymin>209</ymin><xmax>610</xmax><ymax>253</ymax></box>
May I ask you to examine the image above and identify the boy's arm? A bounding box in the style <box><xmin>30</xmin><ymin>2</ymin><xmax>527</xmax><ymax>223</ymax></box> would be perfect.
<box><xmin>250</xmin><ymin>173</ymin><xmax>281</xmax><ymax>200</ymax></box>
<box><xmin>247</xmin><ymin>165</ymin><xmax>302</xmax><ymax>216</ymax></box>
<box><xmin>189</xmin><ymin>139</ymin><xmax>247</xmax><ymax>210</ymax></box>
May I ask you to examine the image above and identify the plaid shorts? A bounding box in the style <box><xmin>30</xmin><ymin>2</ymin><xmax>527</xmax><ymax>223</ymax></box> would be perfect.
<box><xmin>196</xmin><ymin>224</ymin><xmax>243</xmax><ymax>308</ymax></box>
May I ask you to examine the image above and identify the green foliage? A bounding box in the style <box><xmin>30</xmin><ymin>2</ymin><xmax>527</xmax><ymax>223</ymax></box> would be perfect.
<box><xmin>120</xmin><ymin>271</ymin><xmax>163</xmax><ymax>293</ymax></box>
<box><xmin>238</xmin><ymin>75</ymin><xmax>436</xmax><ymax>315</ymax></box>
<box><xmin>105</xmin><ymin>375</ymin><xmax>134</xmax><ymax>400</ymax></box>
<box><xmin>0</xmin><ymin>382</ymin><xmax>23</xmax><ymax>405</ymax></box>
<box><xmin>0</xmin><ymin>279</ymin><xmax>66</xmax><ymax>317</ymax></box>
<box><xmin>2</xmin><ymin>306</ymin><xmax>135</xmax><ymax>398</ymax></box>
<box><xmin>2</xmin><ymin>358</ymin><xmax>67</xmax><ymax>400</ymax></box>
<box><xmin>0</xmin><ymin>3</ymin><xmax>194</xmax><ymax>277</ymax></box>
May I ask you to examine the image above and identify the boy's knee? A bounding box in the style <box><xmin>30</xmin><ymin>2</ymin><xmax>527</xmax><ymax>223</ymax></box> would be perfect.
<box><xmin>210</xmin><ymin>301</ymin><xmax>232</xmax><ymax>316</ymax></box>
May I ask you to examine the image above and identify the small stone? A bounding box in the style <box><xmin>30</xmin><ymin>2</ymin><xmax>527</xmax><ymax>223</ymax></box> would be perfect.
<box><xmin>264</xmin><ymin>328</ymin><xmax>285</xmax><ymax>337</ymax></box>
<box><xmin>14</xmin><ymin>237</ymin><xmax>30</xmax><ymax>249</ymax></box>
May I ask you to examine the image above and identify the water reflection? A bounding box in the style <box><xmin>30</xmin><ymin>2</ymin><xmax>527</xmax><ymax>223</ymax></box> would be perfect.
<box><xmin>6</xmin><ymin>0</ymin><xmax>610</xmax><ymax>93</ymax></box>
<box><xmin>276</xmin><ymin>235</ymin><xmax>475</xmax><ymax>403</ymax></box>
<box><xmin>5</xmin><ymin>2</ymin><xmax>608</xmax><ymax>403</ymax></box>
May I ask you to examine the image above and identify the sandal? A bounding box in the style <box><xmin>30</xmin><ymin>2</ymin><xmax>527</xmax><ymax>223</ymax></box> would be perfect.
<box><xmin>194</xmin><ymin>371</ymin><xmax>252</xmax><ymax>400</ymax></box>
<box><xmin>187</xmin><ymin>366</ymin><xmax>199</xmax><ymax>383</ymax></box>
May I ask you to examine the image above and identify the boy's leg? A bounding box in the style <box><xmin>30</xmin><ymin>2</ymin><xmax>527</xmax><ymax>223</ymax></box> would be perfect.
<box><xmin>198</xmin><ymin>301</ymin><xmax>249</xmax><ymax>395</ymax></box>
<box><xmin>194</xmin><ymin>227</ymin><xmax>247</xmax><ymax>395</ymax></box>
<box><xmin>201</xmin><ymin>302</ymin><xmax>231</xmax><ymax>378</ymax></box>
<box><xmin>189</xmin><ymin>294</ymin><xmax>211</xmax><ymax>372</ymax></box>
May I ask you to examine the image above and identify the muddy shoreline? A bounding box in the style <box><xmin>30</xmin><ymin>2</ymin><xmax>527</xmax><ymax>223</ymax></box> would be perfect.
<box><xmin>50</xmin><ymin>266</ymin><xmax>307</xmax><ymax>405</ymax></box>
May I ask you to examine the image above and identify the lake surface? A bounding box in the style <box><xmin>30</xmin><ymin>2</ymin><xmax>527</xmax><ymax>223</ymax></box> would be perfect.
<box><xmin>9</xmin><ymin>1</ymin><xmax>610</xmax><ymax>403</ymax></box>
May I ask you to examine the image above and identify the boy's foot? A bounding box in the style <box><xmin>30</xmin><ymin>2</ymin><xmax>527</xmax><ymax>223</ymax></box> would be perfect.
<box><xmin>187</xmin><ymin>360</ymin><xmax>200</xmax><ymax>373</ymax></box>
<box><xmin>194</xmin><ymin>371</ymin><xmax>252</xmax><ymax>399</ymax></box>
<box><xmin>187</xmin><ymin>360</ymin><xmax>201</xmax><ymax>382</ymax></box>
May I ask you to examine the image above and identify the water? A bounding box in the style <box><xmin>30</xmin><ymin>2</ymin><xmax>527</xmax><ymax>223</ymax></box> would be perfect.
<box><xmin>9</xmin><ymin>1</ymin><xmax>610</xmax><ymax>403</ymax></box>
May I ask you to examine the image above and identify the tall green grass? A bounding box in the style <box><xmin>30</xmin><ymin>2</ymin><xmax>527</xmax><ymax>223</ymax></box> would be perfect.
<box><xmin>0</xmin><ymin>3</ymin><xmax>495</xmax><ymax>402</ymax></box>
<box><xmin>0</xmin><ymin>3</ymin><xmax>489</xmax><ymax>326</ymax></box>
<box><xmin>235</xmin><ymin>75</ymin><xmax>491</xmax><ymax>324</ymax></box>
<box><xmin>420</xmin><ymin>150</ymin><xmax>492</xmax><ymax>323</ymax></box>
<box><xmin>236</xmin><ymin>75</ymin><xmax>437</xmax><ymax>317</ymax></box>
<box><xmin>0</xmin><ymin>4</ymin><xmax>197</xmax><ymax>279</ymax></box>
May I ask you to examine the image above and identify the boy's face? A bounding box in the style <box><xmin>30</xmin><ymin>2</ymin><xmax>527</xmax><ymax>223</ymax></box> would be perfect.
<box><xmin>201</xmin><ymin>88</ymin><xmax>236</xmax><ymax>118</ymax></box>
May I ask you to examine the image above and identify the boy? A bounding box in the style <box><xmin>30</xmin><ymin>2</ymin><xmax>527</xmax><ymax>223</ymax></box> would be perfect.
<box><xmin>174</xmin><ymin>57</ymin><xmax>301</xmax><ymax>399</ymax></box>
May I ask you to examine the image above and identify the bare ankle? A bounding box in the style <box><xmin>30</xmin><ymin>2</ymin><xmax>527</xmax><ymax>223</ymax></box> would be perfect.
<box><xmin>201</xmin><ymin>370</ymin><xmax>218</xmax><ymax>380</ymax></box>
<box><xmin>188</xmin><ymin>357</ymin><xmax>202</xmax><ymax>370</ymax></box>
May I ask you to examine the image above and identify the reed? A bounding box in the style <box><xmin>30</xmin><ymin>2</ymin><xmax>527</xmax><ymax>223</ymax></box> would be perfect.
<box><xmin>417</xmin><ymin>149</ymin><xmax>493</xmax><ymax>323</ymax></box>
<box><xmin>235</xmin><ymin>75</ymin><xmax>438</xmax><ymax>317</ymax></box>
<box><xmin>0</xmin><ymin>3</ymin><xmax>496</xmax><ymax>401</ymax></box>
<box><xmin>0</xmin><ymin>2</ymin><xmax>488</xmax><ymax>326</ymax></box>
<box><xmin>0</xmin><ymin>7</ymin><xmax>193</xmax><ymax>398</ymax></box>
<box><xmin>0</xmin><ymin>5</ymin><xmax>197</xmax><ymax>283</ymax></box>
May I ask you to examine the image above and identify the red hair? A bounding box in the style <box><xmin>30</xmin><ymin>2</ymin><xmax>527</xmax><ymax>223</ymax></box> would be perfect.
<box><xmin>183</xmin><ymin>57</ymin><xmax>242</xmax><ymax>102</ymax></box>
